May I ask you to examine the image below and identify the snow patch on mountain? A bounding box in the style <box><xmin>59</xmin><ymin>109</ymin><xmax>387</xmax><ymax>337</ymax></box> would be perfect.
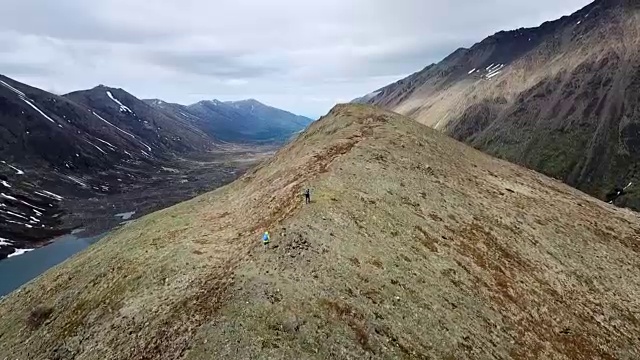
<box><xmin>92</xmin><ymin>111</ymin><xmax>136</xmax><ymax>138</ymax></box>
<box><xmin>19</xmin><ymin>199</ymin><xmax>46</xmax><ymax>212</ymax></box>
<box><xmin>487</xmin><ymin>71</ymin><xmax>503</xmax><ymax>79</ymax></box>
<box><xmin>20</xmin><ymin>99</ymin><xmax>57</xmax><ymax>124</ymax></box>
<box><xmin>1</xmin><ymin>80</ymin><xmax>59</xmax><ymax>125</ymax></box>
<box><xmin>140</xmin><ymin>142</ymin><xmax>152</xmax><ymax>152</ymax></box>
<box><xmin>0</xmin><ymin>80</ymin><xmax>27</xmax><ymax>98</ymax></box>
<box><xmin>93</xmin><ymin>111</ymin><xmax>152</xmax><ymax>152</ymax></box>
<box><xmin>34</xmin><ymin>190</ymin><xmax>64</xmax><ymax>201</ymax></box>
<box><xmin>1</xmin><ymin>193</ymin><xmax>18</xmax><ymax>201</ymax></box>
<box><xmin>1</xmin><ymin>162</ymin><xmax>24</xmax><ymax>175</ymax></box>
<box><xmin>107</xmin><ymin>91</ymin><xmax>134</xmax><ymax>114</ymax></box>
<box><xmin>66</xmin><ymin>175</ymin><xmax>88</xmax><ymax>188</ymax></box>
<box><xmin>3</xmin><ymin>210</ymin><xmax>29</xmax><ymax>221</ymax></box>
<box><xmin>485</xmin><ymin>64</ymin><xmax>505</xmax><ymax>79</ymax></box>
<box><xmin>85</xmin><ymin>140</ymin><xmax>107</xmax><ymax>155</ymax></box>
<box><xmin>95</xmin><ymin>138</ymin><xmax>117</xmax><ymax>150</ymax></box>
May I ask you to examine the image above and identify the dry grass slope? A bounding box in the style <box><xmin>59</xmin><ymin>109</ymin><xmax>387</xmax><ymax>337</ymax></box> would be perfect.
<box><xmin>0</xmin><ymin>104</ymin><xmax>639</xmax><ymax>359</ymax></box>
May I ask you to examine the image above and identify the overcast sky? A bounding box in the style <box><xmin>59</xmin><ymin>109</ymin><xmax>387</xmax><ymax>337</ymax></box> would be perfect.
<box><xmin>1</xmin><ymin>0</ymin><xmax>591</xmax><ymax>118</ymax></box>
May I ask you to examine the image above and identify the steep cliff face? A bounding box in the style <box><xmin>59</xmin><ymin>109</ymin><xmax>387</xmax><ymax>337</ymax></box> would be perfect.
<box><xmin>362</xmin><ymin>0</ymin><xmax>640</xmax><ymax>210</ymax></box>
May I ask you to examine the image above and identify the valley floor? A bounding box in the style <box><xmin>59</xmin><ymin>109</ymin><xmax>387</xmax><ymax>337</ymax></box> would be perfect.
<box><xmin>0</xmin><ymin>145</ymin><xmax>275</xmax><ymax>259</ymax></box>
<box><xmin>61</xmin><ymin>145</ymin><xmax>276</xmax><ymax>237</ymax></box>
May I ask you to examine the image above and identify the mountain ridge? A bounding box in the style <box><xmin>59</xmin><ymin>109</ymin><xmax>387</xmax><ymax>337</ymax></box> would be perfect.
<box><xmin>1</xmin><ymin>104</ymin><xmax>639</xmax><ymax>359</ymax></box>
<box><xmin>179</xmin><ymin>97</ymin><xmax>313</xmax><ymax>143</ymax></box>
<box><xmin>142</xmin><ymin>97</ymin><xmax>313</xmax><ymax>144</ymax></box>
<box><xmin>358</xmin><ymin>0</ymin><xmax>640</xmax><ymax>211</ymax></box>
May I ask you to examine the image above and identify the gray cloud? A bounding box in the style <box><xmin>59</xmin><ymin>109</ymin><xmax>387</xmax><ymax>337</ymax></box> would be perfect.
<box><xmin>148</xmin><ymin>50</ymin><xmax>285</xmax><ymax>78</ymax></box>
<box><xmin>0</xmin><ymin>62</ymin><xmax>54</xmax><ymax>77</ymax></box>
<box><xmin>0</xmin><ymin>0</ymin><xmax>592</xmax><ymax>117</ymax></box>
<box><xmin>0</xmin><ymin>1</ymin><xmax>168</xmax><ymax>43</ymax></box>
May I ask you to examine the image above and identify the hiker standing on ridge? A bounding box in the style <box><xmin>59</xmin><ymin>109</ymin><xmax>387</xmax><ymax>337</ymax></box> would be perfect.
<box><xmin>304</xmin><ymin>189</ymin><xmax>311</xmax><ymax>204</ymax></box>
<box><xmin>262</xmin><ymin>231</ymin><xmax>270</xmax><ymax>249</ymax></box>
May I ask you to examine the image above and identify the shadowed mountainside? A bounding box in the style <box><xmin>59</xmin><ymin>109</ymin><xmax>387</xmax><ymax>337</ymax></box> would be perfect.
<box><xmin>360</xmin><ymin>0</ymin><xmax>640</xmax><ymax>211</ymax></box>
<box><xmin>146</xmin><ymin>98</ymin><xmax>314</xmax><ymax>144</ymax></box>
<box><xmin>0</xmin><ymin>75</ymin><xmax>281</xmax><ymax>258</ymax></box>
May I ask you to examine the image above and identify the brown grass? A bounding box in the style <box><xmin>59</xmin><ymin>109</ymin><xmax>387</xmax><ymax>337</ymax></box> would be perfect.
<box><xmin>26</xmin><ymin>306</ymin><xmax>53</xmax><ymax>330</ymax></box>
<box><xmin>1</xmin><ymin>105</ymin><xmax>640</xmax><ymax>360</ymax></box>
<box><xmin>414</xmin><ymin>225</ymin><xmax>439</xmax><ymax>253</ymax></box>
<box><xmin>320</xmin><ymin>299</ymin><xmax>372</xmax><ymax>352</ymax></box>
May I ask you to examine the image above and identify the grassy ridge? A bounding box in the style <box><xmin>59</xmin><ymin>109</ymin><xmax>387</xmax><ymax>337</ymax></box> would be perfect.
<box><xmin>1</xmin><ymin>105</ymin><xmax>640</xmax><ymax>359</ymax></box>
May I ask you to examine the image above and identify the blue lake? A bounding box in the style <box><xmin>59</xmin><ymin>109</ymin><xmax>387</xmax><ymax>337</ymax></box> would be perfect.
<box><xmin>0</xmin><ymin>233</ymin><xmax>105</xmax><ymax>297</ymax></box>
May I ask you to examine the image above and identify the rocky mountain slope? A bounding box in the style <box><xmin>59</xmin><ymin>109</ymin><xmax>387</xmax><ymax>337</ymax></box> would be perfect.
<box><xmin>1</xmin><ymin>104</ymin><xmax>638</xmax><ymax>359</ymax></box>
<box><xmin>147</xmin><ymin>98</ymin><xmax>313</xmax><ymax>144</ymax></box>
<box><xmin>0</xmin><ymin>75</ymin><xmax>276</xmax><ymax>259</ymax></box>
<box><xmin>226</xmin><ymin>98</ymin><xmax>314</xmax><ymax>136</ymax></box>
<box><xmin>66</xmin><ymin>86</ymin><xmax>214</xmax><ymax>154</ymax></box>
<box><xmin>359</xmin><ymin>0</ymin><xmax>640</xmax><ymax>211</ymax></box>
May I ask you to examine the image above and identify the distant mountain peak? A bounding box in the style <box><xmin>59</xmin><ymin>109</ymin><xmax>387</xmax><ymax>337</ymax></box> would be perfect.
<box><xmin>94</xmin><ymin>84</ymin><xmax>115</xmax><ymax>91</ymax></box>
<box><xmin>232</xmin><ymin>98</ymin><xmax>261</xmax><ymax>104</ymax></box>
<box><xmin>142</xmin><ymin>98</ymin><xmax>166</xmax><ymax>107</ymax></box>
<box><xmin>204</xmin><ymin>99</ymin><xmax>224</xmax><ymax>106</ymax></box>
<box><xmin>225</xmin><ymin>99</ymin><xmax>264</xmax><ymax>109</ymax></box>
<box><xmin>185</xmin><ymin>97</ymin><xmax>313</xmax><ymax>143</ymax></box>
<box><xmin>82</xmin><ymin>85</ymin><xmax>131</xmax><ymax>98</ymax></box>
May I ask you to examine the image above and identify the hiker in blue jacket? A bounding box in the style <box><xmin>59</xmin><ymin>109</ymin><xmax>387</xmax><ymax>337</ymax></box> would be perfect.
<box><xmin>262</xmin><ymin>231</ymin><xmax>270</xmax><ymax>249</ymax></box>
